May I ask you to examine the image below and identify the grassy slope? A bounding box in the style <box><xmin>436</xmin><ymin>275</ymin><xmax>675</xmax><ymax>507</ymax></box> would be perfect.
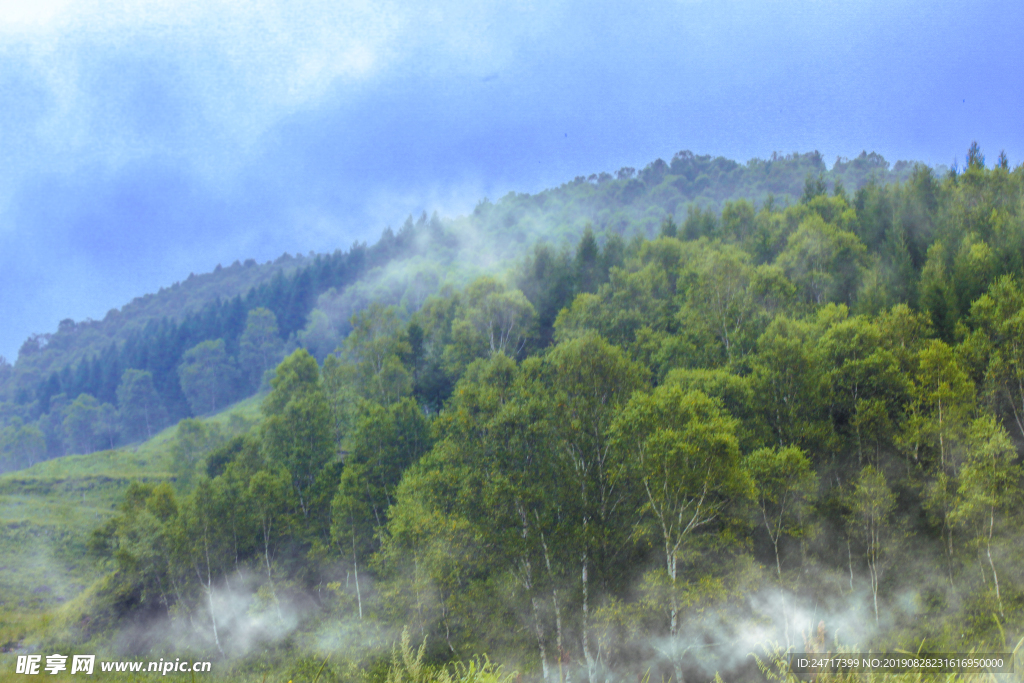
<box><xmin>0</xmin><ymin>396</ymin><xmax>262</xmax><ymax>650</ymax></box>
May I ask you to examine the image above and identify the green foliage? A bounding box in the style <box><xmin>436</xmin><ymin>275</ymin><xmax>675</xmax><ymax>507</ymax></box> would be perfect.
<box><xmin>333</xmin><ymin>395</ymin><xmax>433</xmax><ymax>607</ymax></box>
<box><xmin>459</xmin><ymin>278</ymin><xmax>537</xmax><ymax>359</ymax></box>
<box><xmin>745</xmin><ymin>445</ymin><xmax>816</xmax><ymax>576</ymax></box>
<box><xmin>261</xmin><ymin>365</ymin><xmax>335</xmax><ymax>519</ymax></box>
<box><xmin>10</xmin><ymin>144</ymin><xmax>1024</xmax><ymax>680</ymax></box>
<box><xmin>554</xmin><ymin>262</ymin><xmax>673</xmax><ymax>350</ymax></box>
<box><xmin>748</xmin><ymin>315</ymin><xmax>831</xmax><ymax>451</ymax></box>
<box><xmin>178</xmin><ymin>339</ymin><xmax>237</xmax><ymax>416</ymax></box>
<box><xmin>61</xmin><ymin>393</ymin><xmax>101</xmax><ymax>455</ymax></box>
<box><xmin>904</xmin><ymin>339</ymin><xmax>975</xmax><ymax>472</ymax></box>
<box><xmin>951</xmin><ymin>416</ymin><xmax>1023</xmax><ymax>617</ymax></box>
<box><xmin>386</xmin><ymin>627</ymin><xmax>517</xmax><ymax>683</ymax></box>
<box><xmin>676</xmin><ymin>244</ymin><xmax>768</xmax><ymax>367</ymax></box>
<box><xmin>962</xmin><ymin>275</ymin><xmax>1024</xmax><ymax>440</ymax></box>
<box><xmin>440</xmin><ymin>278</ymin><xmax>536</xmax><ymax>379</ymax></box>
<box><xmin>847</xmin><ymin>466</ymin><xmax>902</xmax><ymax>624</ymax></box>
<box><xmin>817</xmin><ymin>315</ymin><xmax>909</xmax><ymax>465</ymax></box>
<box><xmin>264</xmin><ymin>348</ymin><xmax>323</xmax><ymax>416</ymax></box>
<box><xmin>116</xmin><ymin>369</ymin><xmax>166</xmax><ymax>441</ymax></box>
<box><xmin>341</xmin><ymin>303</ymin><xmax>414</xmax><ymax>406</ymax></box>
<box><xmin>170</xmin><ymin>418</ymin><xmax>226</xmax><ymax>488</ymax></box>
<box><xmin>0</xmin><ymin>417</ymin><xmax>45</xmax><ymax>470</ymax></box>
<box><xmin>776</xmin><ymin>213</ymin><xmax>867</xmax><ymax>306</ymax></box>
<box><xmin>239</xmin><ymin>307</ymin><xmax>285</xmax><ymax>391</ymax></box>
<box><xmin>612</xmin><ymin>386</ymin><xmax>749</xmax><ymax>562</ymax></box>
<box><xmin>513</xmin><ymin>243</ymin><xmax>574</xmax><ymax>347</ymax></box>
<box><xmin>611</xmin><ymin>384</ymin><xmax>750</xmax><ymax>677</ymax></box>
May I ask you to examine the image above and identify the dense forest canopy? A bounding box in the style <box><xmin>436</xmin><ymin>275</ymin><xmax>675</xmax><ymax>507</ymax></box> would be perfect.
<box><xmin>3</xmin><ymin>144</ymin><xmax>1024</xmax><ymax>683</ymax></box>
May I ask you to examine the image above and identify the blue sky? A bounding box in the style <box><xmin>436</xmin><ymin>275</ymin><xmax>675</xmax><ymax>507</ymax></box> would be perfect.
<box><xmin>1</xmin><ymin>0</ymin><xmax>1022</xmax><ymax>361</ymax></box>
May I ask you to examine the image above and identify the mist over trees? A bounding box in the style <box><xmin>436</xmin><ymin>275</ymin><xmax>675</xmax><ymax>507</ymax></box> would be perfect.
<box><xmin>4</xmin><ymin>145</ymin><xmax>1024</xmax><ymax>683</ymax></box>
<box><xmin>22</xmin><ymin>145</ymin><xmax>1012</xmax><ymax>679</ymax></box>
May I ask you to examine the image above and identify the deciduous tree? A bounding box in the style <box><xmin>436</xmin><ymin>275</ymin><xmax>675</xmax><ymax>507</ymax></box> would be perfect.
<box><xmin>117</xmin><ymin>369</ymin><xmax>167</xmax><ymax>441</ymax></box>
<box><xmin>612</xmin><ymin>386</ymin><xmax>749</xmax><ymax>683</ymax></box>
<box><xmin>952</xmin><ymin>416</ymin><xmax>1022</xmax><ymax>617</ymax></box>
<box><xmin>239</xmin><ymin>307</ymin><xmax>285</xmax><ymax>391</ymax></box>
<box><xmin>744</xmin><ymin>444</ymin><xmax>815</xmax><ymax>647</ymax></box>
<box><xmin>847</xmin><ymin>466</ymin><xmax>899</xmax><ymax>624</ymax></box>
<box><xmin>178</xmin><ymin>339</ymin><xmax>236</xmax><ymax>416</ymax></box>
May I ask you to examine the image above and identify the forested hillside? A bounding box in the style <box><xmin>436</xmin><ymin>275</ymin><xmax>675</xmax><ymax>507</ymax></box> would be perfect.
<box><xmin>0</xmin><ymin>150</ymin><xmax>916</xmax><ymax>472</ymax></box>
<box><xmin>5</xmin><ymin>254</ymin><xmax>314</xmax><ymax>391</ymax></box>
<box><xmin>4</xmin><ymin>143</ymin><xmax>1023</xmax><ymax>683</ymax></box>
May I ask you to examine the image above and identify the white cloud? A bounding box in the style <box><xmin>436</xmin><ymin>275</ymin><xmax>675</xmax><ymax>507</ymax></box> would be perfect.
<box><xmin>0</xmin><ymin>0</ymin><xmax>570</xmax><ymax>192</ymax></box>
<box><xmin>0</xmin><ymin>0</ymin><xmax>73</xmax><ymax>31</ymax></box>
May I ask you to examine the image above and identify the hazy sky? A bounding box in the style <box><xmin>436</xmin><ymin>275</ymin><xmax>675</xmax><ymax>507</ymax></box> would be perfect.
<box><xmin>1</xmin><ymin>0</ymin><xmax>1021</xmax><ymax>361</ymax></box>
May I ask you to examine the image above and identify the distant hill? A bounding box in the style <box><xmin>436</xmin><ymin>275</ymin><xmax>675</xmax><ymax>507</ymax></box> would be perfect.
<box><xmin>4</xmin><ymin>254</ymin><xmax>313</xmax><ymax>394</ymax></box>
